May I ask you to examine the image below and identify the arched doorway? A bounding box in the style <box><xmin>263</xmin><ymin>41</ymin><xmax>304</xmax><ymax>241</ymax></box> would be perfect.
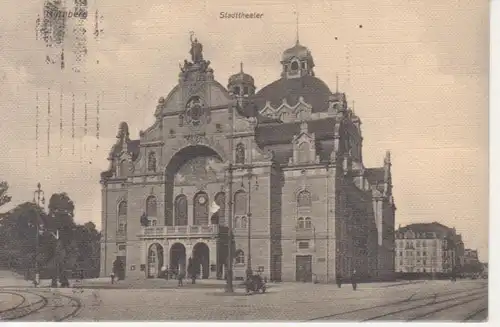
<box><xmin>192</xmin><ymin>242</ymin><xmax>210</xmax><ymax>279</ymax></box>
<box><xmin>147</xmin><ymin>243</ymin><xmax>164</xmax><ymax>278</ymax></box>
<box><xmin>170</xmin><ymin>243</ymin><xmax>187</xmax><ymax>274</ymax></box>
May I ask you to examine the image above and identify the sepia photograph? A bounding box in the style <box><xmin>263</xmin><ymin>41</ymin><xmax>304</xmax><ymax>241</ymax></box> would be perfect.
<box><xmin>0</xmin><ymin>0</ymin><xmax>490</xmax><ymax>323</ymax></box>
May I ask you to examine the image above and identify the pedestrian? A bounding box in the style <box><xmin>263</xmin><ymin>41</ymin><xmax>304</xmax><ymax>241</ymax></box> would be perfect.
<box><xmin>110</xmin><ymin>272</ymin><xmax>115</xmax><ymax>284</ymax></box>
<box><xmin>336</xmin><ymin>274</ymin><xmax>342</xmax><ymax>288</ymax></box>
<box><xmin>351</xmin><ymin>270</ymin><xmax>357</xmax><ymax>291</ymax></box>
<box><xmin>177</xmin><ymin>269</ymin><xmax>185</xmax><ymax>287</ymax></box>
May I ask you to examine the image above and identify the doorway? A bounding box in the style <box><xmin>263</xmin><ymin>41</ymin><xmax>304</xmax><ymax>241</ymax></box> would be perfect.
<box><xmin>192</xmin><ymin>242</ymin><xmax>210</xmax><ymax>279</ymax></box>
<box><xmin>147</xmin><ymin>243</ymin><xmax>164</xmax><ymax>278</ymax></box>
<box><xmin>296</xmin><ymin>255</ymin><xmax>312</xmax><ymax>282</ymax></box>
<box><xmin>170</xmin><ymin>243</ymin><xmax>187</xmax><ymax>274</ymax></box>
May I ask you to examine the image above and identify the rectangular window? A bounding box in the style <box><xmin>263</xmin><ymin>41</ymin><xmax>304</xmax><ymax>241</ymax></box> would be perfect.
<box><xmin>423</xmin><ymin>251</ymin><xmax>427</xmax><ymax>256</ymax></box>
<box><xmin>298</xmin><ymin>241</ymin><xmax>309</xmax><ymax>249</ymax></box>
<box><xmin>118</xmin><ymin>244</ymin><xmax>126</xmax><ymax>251</ymax></box>
<box><xmin>423</xmin><ymin>260</ymin><xmax>427</xmax><ymax>265</ymax></box>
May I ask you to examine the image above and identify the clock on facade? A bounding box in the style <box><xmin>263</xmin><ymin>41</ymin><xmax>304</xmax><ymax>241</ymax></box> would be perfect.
<box><xmin>198</xmin><ymin>196</ymin><xmax>206</xmax><ymax>204</ymax></box>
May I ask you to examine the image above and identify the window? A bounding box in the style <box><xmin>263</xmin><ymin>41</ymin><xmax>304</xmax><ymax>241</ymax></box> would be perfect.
<box><xmin>304</xmin><ymin>217</ymin><xmax>312</xmax><ymax>229</ymax></box>
<box><xmin>148</xmin><ymin>152</ymin><xmax>157</xmax><ymax>172</ymax></box>
<box><xmin>301</xmin><ymin>62</ymin><xmax>306</xmax><ymax>69</ymax></box>
<box><xmin>297</xmin><ymin>142</ymin><xmax>310</xmax><ymax>164</ymax></box>
<box><xmin>175</xmin><ymin>194</ymin><xmax>188</xmax><ymax>226</ymax></box>
<box><xmin>117</xmin><ymin>201</ymin><xmax>127</xmax><ymax>234</ymax></box>
<box><xmin>146</xmin><ymin>196</ymin><xmax>157</xmax><ymax>227</ymax></box>
<box><xmin>216</xmin><ymin>123</ymin><xmax>223</xmax><ymax>133</ymax></box>
<box><xmin>291</xmin><ymin>61</ymin><xmax>299</xmax><ymax>71</ymax></box>
<box><xmin>297</xmin><ymin>217</ymin><xmax>305</xmax><ymax>229</ymax></box>
<box><xmin>422</xmin><ymin>240</ymin><xmax>426</xmax><ymax>247</ymax></box>
<box><xmin>399</xmin><ymin>251</ymin><xmax>403</xmax><ymax>256</ymax></box>
<box><xmin>297</xmin><ymin>190</ymin><xmax>312</xmax><ymax>208</ymax></box>
<box><xmin>417</xmin><ymin>252</ymin><xmax>420</xmax><ymax>256</ymax></box>
<box><xmin>298</xmin><ymin>241</ymin><xmax>309</xmax><ymax>249</ymax></box>
<box><xmin>119</xmin><ymin>160</ymin><xmax>128</xmax><ymax>177</ymax></box>
<box><xmin>233</xmin><ymin>86</ymin><xmax>241</xmax><ymax>95</ymax></box>
<box><xmin>234</xmin><ymin>191</ymin><xmax>247</xmax><ymax>229</ymax></box>
<box><xmin>243</xmin><ymin>86</ymin><xmax>249</xmax><ymax>95</ymax></box>
<box><xmin>234</xmin><ymin>191</ymin><xmax>247</xmax><ymax>215</ymax></box>
<box><xmin>118</xmin><ymin>244</ymin><xmax>126</xmax><ymax>251</ymax></box>
<box><xmin>423</xmin><ymin>260</ymin><xmax>427</xmax><ymax>265</ymax></box>
<box><xmin>193</xmin><ymin>192</ymin><xmax>209</xmax><ymax>226</ymax></box>
<box><xmin>235</xmin><ymin>250</ymin><xmax>245</xmax><ymax>264</ymax></box>
<box><xmin>423</xmin><ymin>251</ymin><xmax>427</xmax><ymax>256</ymax></box>
<box><xmin>212</xmin><ymin>192</ymin><xmax>225</xmax><ymax>225</ymax></box>
<box><xmin>235</xmin><ymin>143</ymin><xmax>245</xmax><ymax>164</ymax></box>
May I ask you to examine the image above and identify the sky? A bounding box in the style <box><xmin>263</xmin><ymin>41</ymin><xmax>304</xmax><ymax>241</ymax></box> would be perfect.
<box><xmin>0</xmin><ymin>0</ymin><xmax>489</xmax><ymax>261</ymax></box>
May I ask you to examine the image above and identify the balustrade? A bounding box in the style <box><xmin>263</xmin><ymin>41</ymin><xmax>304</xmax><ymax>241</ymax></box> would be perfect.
<box><xmin>141</xmin><ymin>224</ymin><xmax>219</xmax><ymax>238</ymax></box>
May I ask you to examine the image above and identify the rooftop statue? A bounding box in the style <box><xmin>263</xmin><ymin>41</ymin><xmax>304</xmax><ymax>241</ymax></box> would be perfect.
<box><xmin>189</xmin><ymin>32</ymin><xmax>203</xmax><ymax>63</ymax></box>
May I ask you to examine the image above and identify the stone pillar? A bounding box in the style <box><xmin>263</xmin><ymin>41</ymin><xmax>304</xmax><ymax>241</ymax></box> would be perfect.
<box><xmin>163</xmin><ymin>240</ymin><xmax>169</xmax><ymax>270</ymax></box>
<box><xmin>208</xmin><ymin>240</ymin><xmax>217</xmax><ymax>278</ymax></box>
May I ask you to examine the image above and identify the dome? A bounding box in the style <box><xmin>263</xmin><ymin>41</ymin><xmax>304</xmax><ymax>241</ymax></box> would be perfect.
<box><xmin>228</xmin><ymin>62</ymin><xmax>254</xmax><ymax>87</ymax></box>
<box><xmin>252</xmin><ymin>75</ymin><xmax>332</xmax><ymax>113</ymax></box>
<box><xmin>281</xmin><ymin>42</ymin><xmax>314</xmax><ymax>64</ymax></box>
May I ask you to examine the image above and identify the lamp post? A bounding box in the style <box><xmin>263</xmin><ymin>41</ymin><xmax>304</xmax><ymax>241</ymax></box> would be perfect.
<box><xmin>243</xmin><ymin>169</ymin><xmax>258</xmax><ymax>276</ymax></box>
<box><xmin>32</xmin><ymin>183</ymin><xmax>45</xmax><ymax>287</ymax></box>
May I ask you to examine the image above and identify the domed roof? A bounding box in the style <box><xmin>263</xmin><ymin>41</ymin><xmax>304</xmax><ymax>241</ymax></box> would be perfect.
<box><xmin>251</xmin><ymin>75</ymin><xmax>332</xmax><ymax>113</ymax></box>
<box><xmin>282</xmin><ymin>41</ymin><xmax>314</xmax><ymax>64</ymax></box>
<box><xmin>228</xmin><ymin>62</ymin><xmax>254</xmax><ymax>87</ymax></box>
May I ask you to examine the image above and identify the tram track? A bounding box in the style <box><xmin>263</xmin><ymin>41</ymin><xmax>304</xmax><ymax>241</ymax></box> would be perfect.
<box><xmin>364</xmin><ymin>291</ymin><xmax>486</xmax><ymax>321</ymax></box>
<box><xmin>463</xmin><ymin>306</ymin><xmax>488</xmax><ymax>321</ymax></box>
<box><xmin>308</xmin><ymin>284</ymin><xmax>487</xmax><ymax>321</ymax></box>
<box><xmin>0</xmin><ymin>290</ymin><xmax>49</xmax><ymax>320</ymax></box>
<box><xmin>0</xmin><ymin>289</ymin><xmax>83</xmax><ymax>321</ymax></box>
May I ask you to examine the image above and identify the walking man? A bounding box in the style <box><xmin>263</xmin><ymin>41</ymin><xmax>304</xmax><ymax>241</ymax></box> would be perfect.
<box><xmin>351</xmin><ymin>269</ymin><xmax>357</xmax><ymax>291</ymax></box>
<box><xmin>336</xmin><ymin>274</ymin><xmax>342</xmax><ymax>288</ymax></box>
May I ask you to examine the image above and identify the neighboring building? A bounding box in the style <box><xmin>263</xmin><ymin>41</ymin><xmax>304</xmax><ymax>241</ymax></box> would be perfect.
<box><xmin>395</xmin><ymin>222</ymin><xmax>463</xmax><ymax>274</ymax></box>
<box><xmin>464</xmin><ymin>249</ymin><xmax>479</xmax><ymax>265</ymax></box>
<box><xmin>99</xmin><ymin>34</ymin><xmax>396</xmax><ymax>282</ymax></box>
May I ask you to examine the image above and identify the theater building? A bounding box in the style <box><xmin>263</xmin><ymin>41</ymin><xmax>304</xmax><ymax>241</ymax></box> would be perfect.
<box><xmin>99</xmin><ymin>35</ymin><xmax>396</xmax><ymax>282</ymax></box>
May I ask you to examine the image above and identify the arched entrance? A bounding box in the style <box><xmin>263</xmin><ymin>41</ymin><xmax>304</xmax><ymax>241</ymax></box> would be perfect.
<box><xmin>147</xmin><ymin>243</ymin><xmax>164</xmax><ymax>278</ymax></box>
<box><xmin>170</xmin><ymin>243</ymin><xmax>187</xmax><ymax>273</ymax></box>
<box><xmin>192</xmin><ymin>242</ymin><xmax>210</xmax><ymax>279</ymax></box>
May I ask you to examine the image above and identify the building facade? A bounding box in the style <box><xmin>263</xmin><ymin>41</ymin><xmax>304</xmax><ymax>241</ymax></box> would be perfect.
<box><xmin>395</xmin><ymin>222</ymin><xmax>463</xmax><ymax>274</ymax></box>
<box><xmin>99</xmin><ymin>35</ymin><xmax>396</xmax><ymax>282</ymax></box>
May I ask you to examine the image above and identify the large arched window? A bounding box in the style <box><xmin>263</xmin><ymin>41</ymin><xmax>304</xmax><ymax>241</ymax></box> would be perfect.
<box><xmin>193</xmin><ymin>192</ymin><xmax>209</xmax><ymax>226</ymax></box>
<box><xmin>175</xmin><ymin>194</ymin><xmax>188</xmax><ymax>226</ymax></box>
<box><xmin>212</xmin><ymin>192</ymin><xmax>225</xmax><ymax>225</ymax></box>
<box><xmin>297</xmin><ymin>190</ymin><xmax>312</xmax><ymax>208</ymax></box>
<box><xmin>148</xmin><ymin>152</ymin><xmax>157</xmax><ymax>172</ymax></box>
<box><xmin>233</xmin><ymin>191</ymin><xmax>247</xmax><ymax>228</ymax></box>
<box><xmin>117</xmin><ymin>201</ymin><xmax>127</xmax><ymax>235</ymax></box>
<box><xmin>297</xmin><ymin>142</ymin><xmax>310</xmax><ymax>164</ymax></box>
<box><xmin>235</xmin><ymin>143</ymin><xmax>245</xmax><ymax>165</ymax></box>
<box><xmin>235</xmin><ymin>249</ymin><xmax>245</xmax><ymax>265</ymax></box>
<box><xmin>146</xmin><ymin>196</ymin><xmax>157</xmax><ymax>226</ymax></box>
<box><xmin>297</xmin><ymin>217</ymin><xmax>305</xmax><ymax>229</ymax></box>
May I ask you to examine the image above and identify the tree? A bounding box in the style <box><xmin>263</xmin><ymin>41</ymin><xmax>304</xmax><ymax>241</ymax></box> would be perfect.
<box><xmin>0</xmin><ymin>181</ymin><xmax>12</xmax><ymax>208</ymax></box>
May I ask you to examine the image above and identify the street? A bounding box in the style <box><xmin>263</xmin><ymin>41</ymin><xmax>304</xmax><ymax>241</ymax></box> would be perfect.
<box><xmin>0</xmin><ymin>279</ymin><xmax>487</xmax><ymax>321</ymax></box>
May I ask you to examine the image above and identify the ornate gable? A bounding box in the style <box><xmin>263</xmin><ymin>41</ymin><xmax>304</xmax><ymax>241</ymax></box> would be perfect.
<box><xmin>290</xmin><ymin>121</ymin><xmax>319</xmax><ymax>165</ymax></box>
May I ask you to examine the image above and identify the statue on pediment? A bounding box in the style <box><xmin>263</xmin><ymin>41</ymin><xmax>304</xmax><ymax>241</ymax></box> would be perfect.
<box><xmin>190</xmin><ymin>32</ymin><xmax>203</xmax><ymax>63</ymax></box>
